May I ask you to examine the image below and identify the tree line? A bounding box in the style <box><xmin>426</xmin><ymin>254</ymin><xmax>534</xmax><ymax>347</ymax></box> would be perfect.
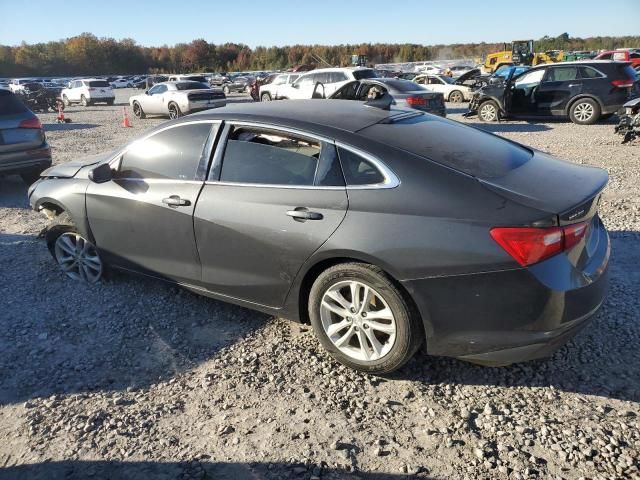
<box><xmin>1</xmin><ymin>33</ymin><xmax>638</xmax><ymax>76</ymax></box>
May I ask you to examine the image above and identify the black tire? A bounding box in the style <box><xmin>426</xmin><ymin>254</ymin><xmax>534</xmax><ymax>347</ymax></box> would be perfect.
<box><xmin>80</xmin><ymin>95</ymin><xmax>89</xmax><ymax>107</ymax></box>
<box><xmin>478</xmin><ymin>99</ymin><xmax>500</xmax><ymax>122</ymax></box>
<box><xmin>62</xmin><ymin>95</ymin><xmax>70</xmax><ymax>107</ymax></box>
<box><xmin>168</xmin><ymin>103</ymin><xmax>181</xmax><ymax>119</ymax></box>
<box><xmin>448</xmin><ymin>90</ymin><xmax>464</xmax><ymax>103</ymax></box>
<box><xmin>132</xmin><ymin>101</ymin><xmax>146</xmax><ymax>119</ymax></box>
<box><xmin>569</xmin><ymin>98</ymin><xmax>601</xmax><ymax>125</ymax></box>
<box><xmin>261</xmin><ymin>92</ymin><xmax>272</xmax><ymax>102</ymax></box>
<box><xmin>20</xmin><ymin>170</ymin><xmax>41</xmax><ymax>185</ymax></box>
<box><xmin>308</xmin><ymin>262</ymin><xmax>423</xmax><ymax>374</ymax></box>
<box><xmin>223</xmin><ymin>85</ymin><xmax>230</xmax><ymax>95</ymax></box>
<box><xmin>106</xmin><ymin>99</ymin><xmax>114</xmax><ymax>106</ymax></box>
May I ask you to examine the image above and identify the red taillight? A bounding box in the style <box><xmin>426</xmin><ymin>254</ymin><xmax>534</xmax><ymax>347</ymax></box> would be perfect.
<box><xmin>490</xmin><ymin>221</ymin><xmax>589</xmax><ymax>267</ymax></box>
<box><xmin>611</xmin><ymin>79</ymin><xmax>634</xmax><ymax>88</ymax></box>
<box><xmin>406</xmin><ymin>95</ymin><xmax>427</xmax><ymax>107</ymax></box>
<box><xmin>19</xmin><ymin>117</ymin><xmax>42</xmax><ymax>129</ymax></box>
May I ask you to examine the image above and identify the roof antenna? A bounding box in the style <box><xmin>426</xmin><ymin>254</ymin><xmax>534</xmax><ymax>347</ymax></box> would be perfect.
<box><xmin>364</xmin><ymin>92</ymin><xmax>394</xmax><ymax>111</ymax></box>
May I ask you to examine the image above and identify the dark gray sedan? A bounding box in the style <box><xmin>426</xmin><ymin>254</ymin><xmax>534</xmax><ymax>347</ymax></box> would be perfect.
<box><xmin>328</xmin><ymin>78</ymin><xmax>446</xmax><ymax>117</ymax></box>
<box><xmin>28</xmin><ymin>101</ymin><xmax>609</xmax><ymax>373</ymax></box>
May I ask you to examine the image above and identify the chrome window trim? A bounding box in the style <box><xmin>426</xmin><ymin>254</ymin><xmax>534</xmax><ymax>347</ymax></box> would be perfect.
<box><xmin>335</xmin><ymin>142</ymin><xmax>401</xmax><ymax>190</ymax></box>
<box><xmin>204</xmin><ymin>181</ymin><xmax>344</xmax><ymax>190</ymax></box>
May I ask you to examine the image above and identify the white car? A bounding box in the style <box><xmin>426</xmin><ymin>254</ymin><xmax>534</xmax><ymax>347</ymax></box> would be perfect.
<box><xmin>413</xmin><ymin>74</ymin><xmax>473</xmax><ymax>103</ymax></box>
<box><xmin>259</xmin><ymin>73</ymin><xmax>300</xmax><ymax>101</ymax></box>
<box><xmin>61</xmin><ymin>79</ymin><xmax>115</xmax><ymax>106</ymax></box>
<box><xmin>279</xmin><ymin>67</ymin><xmax>377</xmax><ymax>100</ymax></box>
<box><xmin>129</xmin><ymin>80</ymin><xmax>226</xmax><ymax>119</ymax></box>
<box><xmin>413</xmin><ymin>63</ymin><xmax>443</xmax><ymax>75</ymax></box>
<box><xmin>111</xmin><ymin>78</ymin><xmax>133</xmax><ymax>88</ymax></box>
<box><xmin>9</xmin><ymin>79</ymin><xmax>34</xmax><ymax>93</ymax></box>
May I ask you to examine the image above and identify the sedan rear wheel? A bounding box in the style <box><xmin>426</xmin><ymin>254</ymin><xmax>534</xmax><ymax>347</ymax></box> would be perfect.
<box><xmin>53</xmin><ymin>231</ymin><xmax>103</xmax><ymax>283</ymax></box>
<box><xmin>309</xmin><ymin>263</ymin><xmax>423</xmax><ymax>374</ymax></box>
<box><xmin>479</xmin><ymin>100</ymin><xmax>499</xmax><ymax>122</ymax></box>
<box><xmin>261</xmin><ymin>93</ymin><xmax>272</xmax><ymax>102</ymax></box>
<box><xmin>168</xmin><ymin>103</ymin><xmax>181</xmax><ymax>119</ymax></box>
<box><xmin>132</xmin><ymin>101</ymin><xmax>146</xmax><ymax>119</ymax></box>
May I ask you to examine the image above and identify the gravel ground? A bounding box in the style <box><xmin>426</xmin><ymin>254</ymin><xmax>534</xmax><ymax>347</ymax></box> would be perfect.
<box><xmin>0</xmin><ymin>89</ymin><xmax>639</xmax><ymax>480</ymax></box>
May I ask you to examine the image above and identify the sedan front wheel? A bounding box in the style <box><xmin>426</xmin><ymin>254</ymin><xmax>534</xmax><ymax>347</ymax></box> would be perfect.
<box><xmin>479</xmin><ymin>100</ymin><xmax>499</xmax><ymax>122</ymax></box>
<box><xmin>309</xmin><ymin>263</ymin><xmax>423</xmax><ymax>374</ymax></box>
<box><xmin>52</xmin><ymin>230</ymin><xmax>103</xmax><ymax>284</ymax></box>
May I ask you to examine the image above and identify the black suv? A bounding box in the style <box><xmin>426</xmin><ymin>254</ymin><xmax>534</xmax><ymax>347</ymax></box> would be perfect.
<box><xmin>467</xmin><ymin>61</ymin><xmax>639</xmax><ymax>125</ymax></box>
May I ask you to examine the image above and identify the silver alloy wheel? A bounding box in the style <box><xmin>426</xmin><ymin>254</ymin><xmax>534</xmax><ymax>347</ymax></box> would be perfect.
<box><xmin>169</xmin><ymin>104</ymin><xmax>179</xmax><ymax>119</ymax></box>
<box><xmin>54</xmin><ymin>232</ymin><xmax>103</xmax><ymax>283</ymax></box>
<box><xmin>480</xmin><ymin>102</ymin><xmax>497</xmax><ymax>121</ymax></box>
<box><xmin>449</xmin><ymin>90</ymin><xmax>463</xmax><ymax>103</ymax></box>
<box><xmin>133</xmin><ymin>102</ymin><xmax>141</xmax><ymax>118</ymax></box>
<box><xmin>261</xmin><ymin>93</ymin><xmax>271</xmax><ymax>102</ymax></box>
<box><xmin>573</xmin><ymin>102</ymin><xmax>594</xmax><ymax>122</ymax></box>
<box><xmin>320</xmin><ymin>280</ymin><xmax>396</xmax><ymax>362</ymax></box>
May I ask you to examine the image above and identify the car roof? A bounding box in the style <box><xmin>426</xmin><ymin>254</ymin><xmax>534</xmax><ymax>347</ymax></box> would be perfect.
<box><xmin>190</xmin><ymin>99</ymin><xmax>418</xmax><ymax>136</ymax></box>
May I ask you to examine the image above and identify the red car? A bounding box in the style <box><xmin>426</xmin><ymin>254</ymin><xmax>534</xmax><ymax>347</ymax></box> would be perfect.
<box><xmin>595</xmin><ymin>49</ymin><xmax>640</xmax><ymax>68</ymax></box>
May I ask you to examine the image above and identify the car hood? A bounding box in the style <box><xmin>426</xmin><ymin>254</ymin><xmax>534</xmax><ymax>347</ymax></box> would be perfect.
<box><xmin>454</xmin><ymin>68</ymin><xmax>481</xmax><ymax>85</ymax></box>
<box><xmin>40</xmin><ymin>152</ymin><xmax>111</xmax><ymax>178</ymax></box>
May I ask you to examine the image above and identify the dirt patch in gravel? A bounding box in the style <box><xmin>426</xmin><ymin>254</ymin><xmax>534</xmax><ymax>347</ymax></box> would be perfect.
<box><xmin>0</xmin><ymin>91</ymin><xmax>638</xmax><ymax>480</ymax></box>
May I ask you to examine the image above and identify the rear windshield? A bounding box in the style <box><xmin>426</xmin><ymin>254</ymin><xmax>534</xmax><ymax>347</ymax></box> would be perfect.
<box><xmin>353</xmin><ymin>69</ymin><xmax>377</xmax><ymax>80</ymax></box>
<box><xmin>88</xmin><ymin>81</ymin><xmax>110</xmax><ymax>87</ymax></box>
<box><xmin>175</xmin><ymin>81</ymin><xmax>209</xmax><ymax>90</ymax></box>
<box><xmin>0</xmin><ymin>91</ymin><xmax>28</xmax><ymax>114</ymax></box>
<box><xmin>360</xmin><ymin>115</ymin><xmax>532</xmax><ymax>179</ymax></box>
<box><xmin>382</xmin><ymin>79</ymin><xmax>428</xmax><ymax>92</ymax></box>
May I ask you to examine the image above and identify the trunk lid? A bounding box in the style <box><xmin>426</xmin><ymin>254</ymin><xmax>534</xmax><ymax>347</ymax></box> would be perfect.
<box><xmin>478</xmin><ymin>150</ymin><xmax>608</xmax><ymax>224</ymax></box>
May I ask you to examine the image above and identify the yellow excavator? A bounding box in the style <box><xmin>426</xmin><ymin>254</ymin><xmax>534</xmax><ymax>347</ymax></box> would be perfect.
<box><xmin>484</xmin><ymin>40</ymin><xmax>563</xmax><ymax>73</ymax></box>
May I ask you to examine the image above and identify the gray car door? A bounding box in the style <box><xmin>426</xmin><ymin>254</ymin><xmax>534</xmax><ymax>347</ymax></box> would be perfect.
<box><xmin>85</xmin><ymin>121</ymin><xmax>218</xmax><ymax>283</ymax></box>
<box><xmin>193</xmin><ymin>122</ymin><xmax>348</xmax><ymax>308</ymax></box>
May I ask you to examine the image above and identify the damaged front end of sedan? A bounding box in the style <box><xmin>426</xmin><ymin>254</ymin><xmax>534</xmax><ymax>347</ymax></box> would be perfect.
<box><xmin>615</xmin><ymin>97</ymin><xmax>640</xmax><ymax>144</ymax></box>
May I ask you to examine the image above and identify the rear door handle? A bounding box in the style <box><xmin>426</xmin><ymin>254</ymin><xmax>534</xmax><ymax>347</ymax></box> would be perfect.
<box><xmin>162</xmin><ymin>195</ymin><xmax>191</xmax><ymax>207</ymax></box>
<box><xmin>286</xmin><ymin>208</ymin><xmax>323</xmax><ymax>221</ymax></box>
<box><xmin>568</xmin><ymin>83</ymin><xmax>580</xmax><ymax>87</ymax></box>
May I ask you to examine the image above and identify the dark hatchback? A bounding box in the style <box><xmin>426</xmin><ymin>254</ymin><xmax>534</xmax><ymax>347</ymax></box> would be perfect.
<box><xmin>0</xmin><ymin>90</ymin><xmax>51</xmax><ymax>184</ymax></box>
<box><xmin>468</xmin><ymin>61</ymin><xmax>639</xmax><ymax>124</ymax></box>
<box><xmin>29</xmin><ymin>101</ymin><xmax>609</xmax><ymax>373</ymax></box>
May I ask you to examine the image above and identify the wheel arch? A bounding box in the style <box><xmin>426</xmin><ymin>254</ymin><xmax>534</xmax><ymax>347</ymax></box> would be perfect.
<box><xmin>564</xmin><ymin>94</ymin><xmax>604</xmax><ymax>116</ymax></box>
<box><xmin>291</xmin><ymin>255</ymin><xmax>428</xmax><ymax>343</ymax></box>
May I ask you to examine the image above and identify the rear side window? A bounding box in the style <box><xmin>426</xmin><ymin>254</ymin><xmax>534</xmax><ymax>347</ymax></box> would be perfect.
<box><xmin>220</xmin><ymin>128</ymin><xmax>321</xmax><ymax>186</ymax></box>
<box><xmin>329</xmin><ymin>71</ymin><xmax>349</xmax><ymax>83</ymax></box>
<box><xmin>580</xmin><ymin>67</ymin><xmax>604</xmax><ymax>79</ymax></box>
<box><xmin>338</xmin><ymin>147</ymin><xmax>385</xmax><ymax>185</ymax></box>
<box><xmin>119</xmin><ymin>123</ymin><xmax>213</xmax><ymax>180</ymax></box>
<box><xmin>88</xmin><ymin>81</ymin><xmax>110</xmax><ymax>87</ymax></box>
<box><xmin>0</xmin><ymin>92</ymin><xmax>28</xmax><ymax>114</ymax></box>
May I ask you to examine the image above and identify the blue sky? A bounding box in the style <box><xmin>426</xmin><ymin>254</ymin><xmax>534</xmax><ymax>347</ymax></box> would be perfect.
<box><xmin>1</xmin><ymin>0</ymin><xmax>639</xmax><ymax>47</ymax></box>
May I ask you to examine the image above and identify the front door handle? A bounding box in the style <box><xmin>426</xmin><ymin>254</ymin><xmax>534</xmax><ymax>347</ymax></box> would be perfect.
<box><xmin>162</xmin><ymin>195</ymin><xmax>191</xmax><ymax>207</ymax></box>
<box><xmin>286</xmin><ymin>208</ymin><xmax>323</xmax><ymax>221</ymax></box>
<box><xmin>567</xmin><ymin>83</ymin><xmax>580</xmax><ymax>88</ymax></box>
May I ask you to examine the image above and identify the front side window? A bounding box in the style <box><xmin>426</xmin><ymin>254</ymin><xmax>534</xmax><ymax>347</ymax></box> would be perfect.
<box><xmin>220</xmin><ymin>127</ymin><xmax>322</xmax><ymax>186</ymax></box>
<box><xmin>273</xmin><ymin>75</ymin><xmax>286</xmax><ymax>85</ymax></box>
<box><xmin>514</xmin><ymin>69</ymin><xmax>545</xmax><ymax>88</ymax></box>
<box><xmin>337</xmin><ymin>147</ymin><xmax>385</xmax><ymax>186</ymax></box>
<box><xmin>119</xmin><ymin>123</ymin><xmax>214</xmax><ymax>180</ymax></box>
<box><xmin>332</xmin><ymin>81</ymin><xmax>360</xmax><ymax>99</ymax></box>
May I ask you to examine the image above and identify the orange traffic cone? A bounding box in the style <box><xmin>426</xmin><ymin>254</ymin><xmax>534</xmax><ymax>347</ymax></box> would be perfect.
<box><xmin>56</xmin><ymin>103</ymin><xmax>65</xmax><ymax>123</ymax></box>
<box><xmin>122</xmin><ymin>107</ymin><xmax>132</xmax><ymax>128</ymax></box>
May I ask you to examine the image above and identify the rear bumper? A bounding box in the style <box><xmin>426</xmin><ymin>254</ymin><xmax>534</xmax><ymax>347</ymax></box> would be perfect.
<box><xmin>403</xmin><ymin>219</ymin><xmax>610</xmax><ymax>365</ymax></box>
<box><xmin>0</xmin><ymin>143</ymin><xmax>52</xmax><ymax>175</ymax></box>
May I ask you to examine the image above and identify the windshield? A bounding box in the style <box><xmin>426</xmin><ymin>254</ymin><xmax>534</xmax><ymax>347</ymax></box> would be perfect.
<box><xmin>353</xmin><ymin>69</ymin><xmax>377</xmax><ymax>80</ymax></box>
<box><xmin>440</xmin><ymin>76</ymin><xmax>454</xmax><ymax>84</ymax></box>
<box><xmin>88</xmin><ymin>81</ymin><xmax>110</xmax><ymax>87</ymax></box>
<box><xmin>175</xmin><ymin>81</ymin><xmax>209</xmax><ymax>90</ymax></box>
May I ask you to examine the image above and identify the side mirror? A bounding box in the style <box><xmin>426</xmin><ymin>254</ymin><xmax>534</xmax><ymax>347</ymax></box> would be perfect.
<box><xmin>291</xmin><ymin>83</ymin><xmax>299</xmax><ymax>89</ymax></box>
<box><xmin>88</xmin><ymin>163</ymin><xmax>113</xmax><ymax>183</ymax></box>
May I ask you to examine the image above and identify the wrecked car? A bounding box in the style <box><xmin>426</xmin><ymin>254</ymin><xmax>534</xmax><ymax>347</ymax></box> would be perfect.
<box><xmin>467</xmin><ymin>61</ymin><xmax>638</xmax><ymax>125</ymax></box>
<box><xmin>615</xmin><ymin>97</ymin><xmax>640</xmax><ymax>144</ymax></box>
